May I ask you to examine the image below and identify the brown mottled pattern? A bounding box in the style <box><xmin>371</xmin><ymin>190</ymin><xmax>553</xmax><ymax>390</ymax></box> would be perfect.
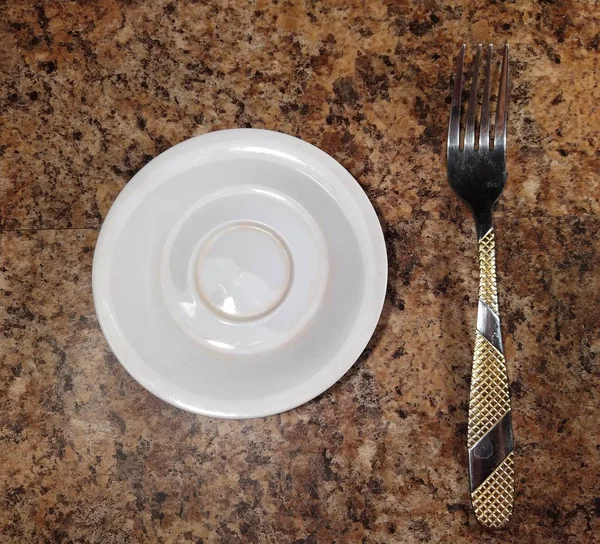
<box><xmin>0</xmin><ymin>1</ymin><xmax>599</xmax><ymax>543</ymax></box>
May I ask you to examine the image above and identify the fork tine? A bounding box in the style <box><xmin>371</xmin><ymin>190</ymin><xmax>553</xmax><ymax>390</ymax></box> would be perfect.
<box><xmin>479</xmin><ymin>44</ymin><xmax>493</xmax><ymax>150</ymax></box>
<box><xmin>464</xmin><ymin>44</ymin><xmax>482</xmax><ymax>150</ymax></box>
<box><xmin>447</xmin><ymin>44</ymin><xmax>465</xmax><ymax>154</ymax></box>
<box><xmin>494</xmin><ymin>44</ymin><xmax>509</xmax><ymax>153</ymax></box>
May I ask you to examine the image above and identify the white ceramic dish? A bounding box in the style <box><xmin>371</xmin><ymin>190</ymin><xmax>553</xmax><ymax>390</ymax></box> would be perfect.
<box><xmin>93</xmin><ymin>129</ymin><xmax>387</xmax><ymax>418</ymax></box>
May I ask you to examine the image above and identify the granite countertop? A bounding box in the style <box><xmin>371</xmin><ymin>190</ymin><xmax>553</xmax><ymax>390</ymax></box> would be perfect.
<box><xmin>1</xmin><ymin>1</ymin><xmax>599</xmax><ymax>542</ymax></box>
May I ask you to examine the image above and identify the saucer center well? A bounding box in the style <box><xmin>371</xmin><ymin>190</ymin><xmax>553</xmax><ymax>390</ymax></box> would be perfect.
<box><xmin>195</xmin><ymin>222</ymin><xmax>293</xmax><ymax>321</ymax></box>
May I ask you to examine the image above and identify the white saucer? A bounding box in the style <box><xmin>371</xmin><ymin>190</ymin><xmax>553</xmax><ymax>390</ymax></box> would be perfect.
<box><xmin>93</xmin><ymin>129</ymin><xmax>387</xmax><ymax>418</ymax></box>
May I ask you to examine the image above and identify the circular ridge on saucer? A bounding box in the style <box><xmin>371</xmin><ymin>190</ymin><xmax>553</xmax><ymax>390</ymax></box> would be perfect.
<box><xmin>93</xmin><ymin>129</ymin><xmax>387</xmax><ymax>418</ymax></box>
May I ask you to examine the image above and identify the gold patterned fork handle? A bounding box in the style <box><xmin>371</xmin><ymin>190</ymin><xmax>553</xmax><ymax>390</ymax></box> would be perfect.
<box><xmin>468</xmin><ymin>228</ymin><xmax>514</xmax><ymax>529</ymax></box>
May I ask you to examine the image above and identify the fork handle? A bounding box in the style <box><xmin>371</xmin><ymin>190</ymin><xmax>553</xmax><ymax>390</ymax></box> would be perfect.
<box><xmin>468</xmin><ymin>226</ymin><xmax>514</xmax><ymax>529</ymax></box>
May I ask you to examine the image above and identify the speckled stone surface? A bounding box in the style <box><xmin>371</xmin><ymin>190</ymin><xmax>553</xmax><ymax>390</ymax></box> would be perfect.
<box><xmin>1</xmin><ymin>1</ymin><xmax>599</xmax><ymax>542</ymax></box>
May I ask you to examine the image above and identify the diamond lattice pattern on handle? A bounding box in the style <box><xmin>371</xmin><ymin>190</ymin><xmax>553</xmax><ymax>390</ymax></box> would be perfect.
<box><xmin>472</xmin><ymin>451</ymin><xmax>514</xmax><ymax>528</ymax></box>
<box><xmin>478</xmin><ymin>230</ymin><xmax>499</xmax><ymax>314</ymax></box>
<box><xmin>468</xmin><ymin>332</ymin><xmax>511</xmax><ymax>449</ymax></box>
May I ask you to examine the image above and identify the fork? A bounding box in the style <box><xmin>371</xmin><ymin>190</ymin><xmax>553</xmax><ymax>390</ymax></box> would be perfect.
<box><xmin>446</xmin><ymin>44</ymin><xmax>514</xmax><ymax>529</ymax></box>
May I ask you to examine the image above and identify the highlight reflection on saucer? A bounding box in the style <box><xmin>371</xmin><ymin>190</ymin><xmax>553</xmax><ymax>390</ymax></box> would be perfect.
<box><xmin>195</xmin><ymin>223</ymin><xmax>292</xmax><ymax>321</ymax></box>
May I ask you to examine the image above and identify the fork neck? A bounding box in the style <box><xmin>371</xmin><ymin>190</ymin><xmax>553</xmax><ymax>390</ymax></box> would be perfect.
<box><xmin>474</xmin><ymin>208</ymin><xmax>494</xmax><ymax>241</ymax></box>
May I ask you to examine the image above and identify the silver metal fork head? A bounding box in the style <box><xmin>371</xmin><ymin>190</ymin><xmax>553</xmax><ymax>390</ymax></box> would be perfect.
<box><xmin>446</xmin><ymin>44</ymin><xmax>509</xmax><ymax>229</ymax></box>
